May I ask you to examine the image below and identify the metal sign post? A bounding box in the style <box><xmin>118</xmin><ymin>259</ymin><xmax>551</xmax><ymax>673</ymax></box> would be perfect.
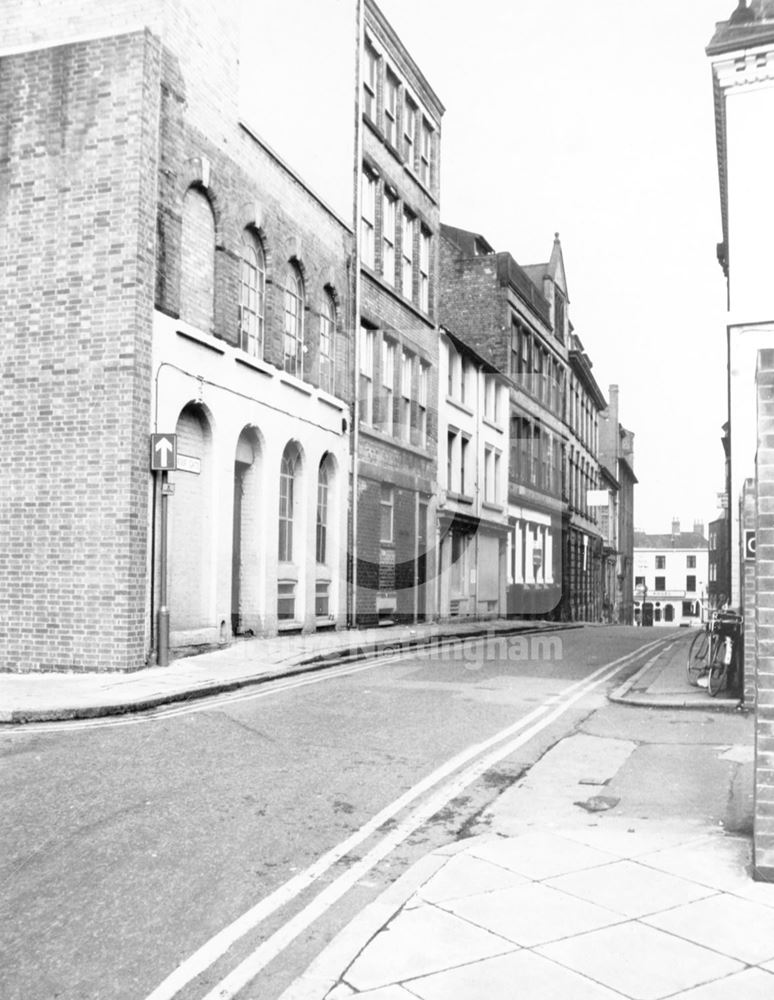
<box><xmin>151</xmin><ymin>434</ymin><xmax>177</xmax><ymax>665</ymax></box>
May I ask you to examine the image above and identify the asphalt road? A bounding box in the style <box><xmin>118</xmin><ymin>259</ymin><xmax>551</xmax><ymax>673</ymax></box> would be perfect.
<box><xmin>0</xmin><ymin>626</ymin><xmax>673</xmax><ymax>1000</ymax></box>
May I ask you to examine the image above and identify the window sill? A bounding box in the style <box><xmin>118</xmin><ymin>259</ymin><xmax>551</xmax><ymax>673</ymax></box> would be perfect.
<box><xmin>446</xmin><ymin>491</ymin><xmax>474</xmax><ymax>505</ymax></box>
<box><xmin>277</xmin><ymin>621</ymin><xmax>303</xmax><ymax>633</ymax></box>
<box><xmin>280</xmin><ymin>373</ymin><xmax>313</xmax><ymax>396</ymax></box>
<box><xmin>360</xmin><ymin>265</ymin><xmax>435</xmax><ymax>330</ymax></box>
<box><xmin>176</xmin><ymin>326</ymin><xmax>226</xmax><ymax>354</ymax></box>
<box><xmin>235</xmin><ymin>354</ymin><xmax>274</xmax><ymax>376</ymax></box>
<box><xmin>358</xmin><ymin>423</ymin><xmax>433</xmax><ymax>459</ymax></box>
<box><xmin>483</xmin><ymin>417</ymin><xmax>505</xmax><ymax>434</ymax></box>
<box><xmin>446</xmin><ymin>396</ymin><xmax>473</xmax><ymax>417</ymax></box>
<box><xmin>482</xmin><ymin>501</ymin><xmax>505</xmax><ymax>513</ymax></box>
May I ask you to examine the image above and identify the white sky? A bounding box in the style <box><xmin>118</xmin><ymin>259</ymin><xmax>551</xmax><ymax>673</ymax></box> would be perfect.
<box><xmin>376</xmin><ymin>0</ymin><xmax>735</xmax><ymax>534</ymax></box>
<box><xmin>241</xmin><ymin>0</ymin><xmax>737</xmax><ymax>536</ymax></box>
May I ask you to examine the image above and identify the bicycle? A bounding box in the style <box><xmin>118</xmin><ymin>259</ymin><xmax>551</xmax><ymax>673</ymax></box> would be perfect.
<box><xmin>686</xmin><ymin>610</ymin><xmax>743</xmax><ymax>694</ymax></box>
<box><xmin>687</xmin><ymin>621</ymin><xmax>714</xmax><ymax>686</ymax></box>
<box><xmin>707</xmin><ymin>611</ymin><xmax>743</xmax><ymax>697</ymax></box>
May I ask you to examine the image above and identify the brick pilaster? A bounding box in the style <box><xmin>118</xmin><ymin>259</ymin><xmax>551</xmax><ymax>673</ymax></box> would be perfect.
<box><xmin>754</xmin><ymin>349</ymin><xmax>774</xmax><ymax>880</ymax></box>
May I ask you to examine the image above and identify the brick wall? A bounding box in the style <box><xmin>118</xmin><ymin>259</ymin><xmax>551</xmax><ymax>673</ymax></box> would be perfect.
<box><xmin>742</xmin><ymin>478</ymin><xmax>757</xmax><ymax>705</ymax></box>
<box><xmin>0</xmin><ymin>33</ymin><xmax>160</xmax><ymax>671</ymax></box>
<box><xmin>754</xmin><ymin>349</ymin><xmax>774</xmax><ymax>879</ymax></box>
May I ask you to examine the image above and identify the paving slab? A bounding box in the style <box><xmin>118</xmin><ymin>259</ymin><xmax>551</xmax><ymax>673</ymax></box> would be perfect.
<box><xmin>535</xmin><ymin>921</ymin><xmax>744</xmax><ymax>1000</ymax></box>
<box><xmin>545</xmin><ymin>858</ymin><xmax>716</xmax><ymax>918</ymax></box>
<box><xmin>643</xmin><ymin>892</ymin><xmax>774</xmax><ymax>965</ymax></box>
<box><xmin>404</xmin><ymin>949</ymin><xmax>624</xmax><ymax>1000</ymax></box>
<box><xmin>342</xmin><ymin>905</ymin><xmax>516</xmax><ymax>993</ymax></box>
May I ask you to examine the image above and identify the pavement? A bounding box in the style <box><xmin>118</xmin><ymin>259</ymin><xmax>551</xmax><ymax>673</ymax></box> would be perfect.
<box><xmin>0</xmin><ymin>618</ymin><xmax>578</xmax><ymax>724</ymax></box>
<box><xmin>272</xmin><ymin>631</ymin><xmax>769</xmax><ymax>1000</ymax></box>
<box><xmin>3</xmin><ymin>622</ymin><xmax>768</xmax><ymax>1000</ymax></box>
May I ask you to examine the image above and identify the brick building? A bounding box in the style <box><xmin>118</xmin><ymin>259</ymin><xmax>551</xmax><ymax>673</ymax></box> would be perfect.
<box><xmin>439</xmin><ymin>228</ymin><xmax>569</xmax><ymax>619</ymax></box>
<box><xmin>353</xmin><ymin>0</ymin><xmax>444</xmax><ymax>625</ymax></box>
<box><xmin>0</xmin><ymin>0</ymin><xmax>354</xmax><ymax>669</ymax></box>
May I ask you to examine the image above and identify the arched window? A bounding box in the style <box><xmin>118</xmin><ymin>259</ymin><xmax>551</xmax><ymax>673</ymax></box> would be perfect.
<box><xmin>180</xmin><ymin>187</ymin><xmax>215</xmax><ymax>332</ymax></box>
<box><xmin>283</xmin><ymin>266</ymin><xmax>304</xmax><ymax>377</ymax></box>
<box><xmin>319</xmin><ymin>291</ymin><xmax>335</xmax><ymax>394</ymax></box>
<box><xmin>316</xmin><ymin>459</ymin><xmax>329</xmax><ymax>565</ymax></box>
<box><xmin>239</xmin><ymin>231</ymin><xmax>265</xmax><ymax>357</ymax></box>
<box><xmin>279</xmin><ymin>444</ymin><xmax>300</xmax><ymax>562</ymax></box>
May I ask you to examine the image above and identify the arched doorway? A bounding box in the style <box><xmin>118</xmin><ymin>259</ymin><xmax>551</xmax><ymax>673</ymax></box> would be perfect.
<box><xmin>664</xmin><ymin>604</ymin><xmax>674</xmax><ymax>623</ymax></box>
<box><xmin>232</xmin><ymin>428</ymin><xmax>262</xmax><ymax>635</ymax></box>
<box><xmin>169</xmin><ymin>403</ymin><xmax>213</xmax><ymax>636</ymax></box>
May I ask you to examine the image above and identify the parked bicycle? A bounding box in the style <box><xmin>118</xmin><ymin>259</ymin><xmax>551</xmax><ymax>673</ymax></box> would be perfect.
<box><xmin>686</xmin><ymin>610</ymin><xmax>743</xmax><ymax>697</ymax></box>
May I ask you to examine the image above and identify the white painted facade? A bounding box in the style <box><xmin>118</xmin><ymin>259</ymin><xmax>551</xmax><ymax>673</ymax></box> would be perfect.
<box><xmin>437</xmin><ymin>333</ymin><xmax>509</xmax><ymax>618</ymax></box>
<box><xmin>708</xmin><ymin>18</ymin><xmax>774</xmax><ymax>607</ymax></box>
<box><xmin>633</xmin><ymin>544</ymin><xmax>709</xmax><ymax>627</ymax></box>
<box><xmin>152</xmin><ymin>313</ymin><xmax>350</xmax><ymax>649</ymax></box>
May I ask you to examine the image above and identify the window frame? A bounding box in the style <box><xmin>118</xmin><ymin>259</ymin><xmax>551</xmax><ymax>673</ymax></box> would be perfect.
<box><xmin>282</xmin><ymin>266</ymin><xmax>304</xmax><ymax>378</ymax></box>
<box><xmin>419</xmin><ymin>226</ymin><xmax>430</xmax><ymax>312</ymax></box>
<box><xmin>401</xmin><ymin>208</ymin><xmax>414</xmax><ymax>300</ymax></box>
<box><xmin>359</xmin><ymin>325</ymin><xmax>375</xmax><ymax>425</ymax></box>
<box><xmin>239</xmin><ymin>231</ymin><xmax>265</xmax><ymax>358</ymax></box>
<box><xmin>361</xmin><ymin>168</ymin><xmax>377</xmax><ymax>269</ymax></box>
<box><xmin>382</xmin><ymin>189</ymin><xmax>397</xmax><ymax>286</ymax></box>
<box><xmin>319</xmin><ymin>290</ymin><xmax>335</xmax><ymax>394</ymax></box>
<box><xmin>380</xmin><ymin>484</ymin><xmax>394</xmax><ymax>543</ymax></box>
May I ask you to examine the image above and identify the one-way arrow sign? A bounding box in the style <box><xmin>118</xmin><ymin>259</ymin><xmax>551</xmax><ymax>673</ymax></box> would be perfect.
<box><xmin>150</xmin><ymin>433</ymin><xmax>177</xmax><ymax>471</ymax></box>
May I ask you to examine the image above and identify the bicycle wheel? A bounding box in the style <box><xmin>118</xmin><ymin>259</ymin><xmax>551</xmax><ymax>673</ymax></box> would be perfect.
<box><xmin>687</xmin><ymin>629</ymin><xmax>709</xmax><ymax>686</ymax></box>
<box><xmin>708</xmin><ymin>640</ymin><xmax>729</xmax><ymax>697</ymax></box>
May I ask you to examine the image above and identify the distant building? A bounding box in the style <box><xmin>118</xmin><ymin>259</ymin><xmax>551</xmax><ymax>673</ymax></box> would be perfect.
<box><xmin>439</xmin><ymin>227</ymin><xmax>567</xmax><ymax>619</ymax></box>
<box><xmin>599</xmin><ymin>386</ymin><xmax>637</xmax><ymax>624</ymax></box>
<box><xmin>564</xmin><ymin>335</ymin><xmax>607</xmax><ymax>622</ymax></box>
<box><xmin>437</xmin><ymin>329</ymin><xmax>509</xmax><ymax>618</ymax></box>
<box><xmin>633</xmin><ymin>521</ymin><xmax>709</xmax><ymax>626</ymax></box>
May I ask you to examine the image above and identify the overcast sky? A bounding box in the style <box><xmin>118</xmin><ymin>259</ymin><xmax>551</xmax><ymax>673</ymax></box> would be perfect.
<box><xmin>376</xmin><ymin>0</ymin><xmax>735</xmax><ymax>534</ymax></box>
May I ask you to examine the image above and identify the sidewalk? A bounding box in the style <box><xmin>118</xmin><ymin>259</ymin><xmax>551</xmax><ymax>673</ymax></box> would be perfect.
<box><xmin>278</xmin><ymin>636</ymin><xmax>768</xmax><ymax>1000</ymax></box>
<box><xmin>610</xmin><ymin>627</ymin><xmax>743</xmax><ymax>712</ymax></box>
<box><xmin>0</xmin><ymin>618</ymin><xmax>572</xmax><ymax>724</ymax></box>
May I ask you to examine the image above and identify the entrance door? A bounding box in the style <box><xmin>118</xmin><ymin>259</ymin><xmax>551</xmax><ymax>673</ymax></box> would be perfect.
<box><xmin>231</xmin><ymin>460</ymin><xmax>249</xmax><ymax>634</ymax></box>
<box><xmin>417</xmin><ymin>500</ymin><xmax>428</xmax><ymax>620</ymax></box>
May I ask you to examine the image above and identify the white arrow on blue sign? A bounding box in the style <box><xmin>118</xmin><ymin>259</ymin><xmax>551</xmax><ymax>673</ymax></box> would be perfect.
<box><xmin>150</xmin><ymin>433</ymin><xmax>177</xmax><ymax>471</ymax></box>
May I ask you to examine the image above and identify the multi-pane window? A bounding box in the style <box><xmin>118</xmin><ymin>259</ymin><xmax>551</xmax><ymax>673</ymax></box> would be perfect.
<box><xmin>484</xmin><ymin>376</ymin><xmax>498</xmax><ymax>423</ymax></box>
<box><xmin>404</xmin><ymin>96</ymin><xmax>417</xmax><ymax>167</ymax></box>
<box><xmin>400</xmin><ymin>350</ymin><xmax>412</xmax><ymax>442</ymax></box>
<box><xmin>239</xmin><ymin>232</ymin><xmax>265</xmax><ymax>357</ymax></box>
<box><xmin>484</xmin><ymin>446</ymin><xmax>495</xmax><ymax>503</ymax></box>
<box><xmin>510</xmin><ymin>323</ymin><xmax>520</xmax><ymax>376</ymax></box>
<box><xmin>384</xmin><ymin>68</ymin><xmax>398</xmax><ymax>146</ymax></box>
<box><xmin>363</xmin><ymin>40</ymin><xmax>377</xmax><ymax>120</ymax></box>
<box><xmin>419</xmin><ymin>119</ymin><xmax>432</xmax><ymax>186</ymax></box>
<box><xmin>319</xmin><ymin>291</ymin><xmax>335</xmax><ymax>394</ymax></box>
<box><xmin>401</xmin><ymin>209</ymin><xmax>414</xmax><ymax>299</ymax></box>
<box><xmin>656</xmin><ymin>555</ymin><xmax>666</xmax><ymax>569</ymax></box>
<box><xmin>686</xmin><ymin>575</ymin><xmax>696</xmax><ymax>592</ymax></box>
<box><xmin>447</xmin><ymin>344</ymin><xmax>456</xmax><ymax>398</ymax></box>
<box><xmin>687</xmin><ymin>555</ymin><xmax>696</xmax><ymax>568</ymax></box>
<box><xmin>381</xmin><ymin>337</ymin><xmax>395</xmax><ymax>434</ymax></box>
<box><xmin>494</xmin><ymin>452</ymin><xmax>501</xmax><ymax>503</ymax></box>
<box><xmin>361</xmin><ymin>169</ymin><xmax>377</xmax><ymax>269</ymax></box>
<box><xmin>460</xmin><ymin>436</ymin><xmax>469</xmax><ymax>494</ymax></box>
<box><xmin>382</xmin><ymin>190</ymin><xmax>397</xmax><ymax>286</ymax></box>
<box><xmin>419</xmin><ymin>227</ymin><xmax>430</xmax><ymax>312</ymax></box>
<box><xmin>279</xmin><ymin>445</ymin><xmax>299</xmax><ymax>562</ymax></box>
<box><xmin>359</xmin><ymin>325</ymin><xmax>375</xmax><ymax>424</ymax></box>
<box><xmin>277</xmin><ymin>581</ymin><xmax>296</xmax><ymax>620</ymax></box>
<box><xmin>380</xmin><ymin>484</ymin><xmax>394</xmax><ymax>543</ymax></box>
<box><xmin>447</xmin><ymin>430</ymin><xmax>455</xmax><ymax>490</ymax></box>
<box><xmin>655</xmin><ymin>576</ymin><xmax>666</xmax><ymax>591</ymax></box>
<box><xmin>283</xmin><ymin>266</ymin><xmax>304</xmax><ymax>377</ymax></box>
<box><xmin>316</xmin><ymin>459</ymin><xmax>329</xmax><ymax>565</ymax></box>
<box><xmin>418</xmin><ymin>362</ymin><xmax>428</xmax><ymax>447</ymax></box>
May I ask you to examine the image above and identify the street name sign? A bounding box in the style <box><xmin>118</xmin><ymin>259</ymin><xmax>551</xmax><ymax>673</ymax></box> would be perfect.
<box><xmin>150</xmin><ymin>433</ymin><xmax>177</xmax><ymax>471</ymax></box>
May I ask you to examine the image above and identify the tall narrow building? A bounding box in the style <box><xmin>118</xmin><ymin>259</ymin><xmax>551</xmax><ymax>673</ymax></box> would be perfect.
<box><xmin>353</xmin><ymin>0</ymin><xmax>444</xmax><ymax>624</ymax></box>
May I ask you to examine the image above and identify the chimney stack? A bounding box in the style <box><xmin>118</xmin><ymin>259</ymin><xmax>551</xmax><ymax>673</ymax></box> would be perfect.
<box><xmin>671</xmin><ymin>517</ymin><xmax>680</xmax><ymax>535</ymax></box>
<box><xmin>693</xmin><ymin>520</ymin><xmax>705</xmax><ymax>537</ymax></box>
